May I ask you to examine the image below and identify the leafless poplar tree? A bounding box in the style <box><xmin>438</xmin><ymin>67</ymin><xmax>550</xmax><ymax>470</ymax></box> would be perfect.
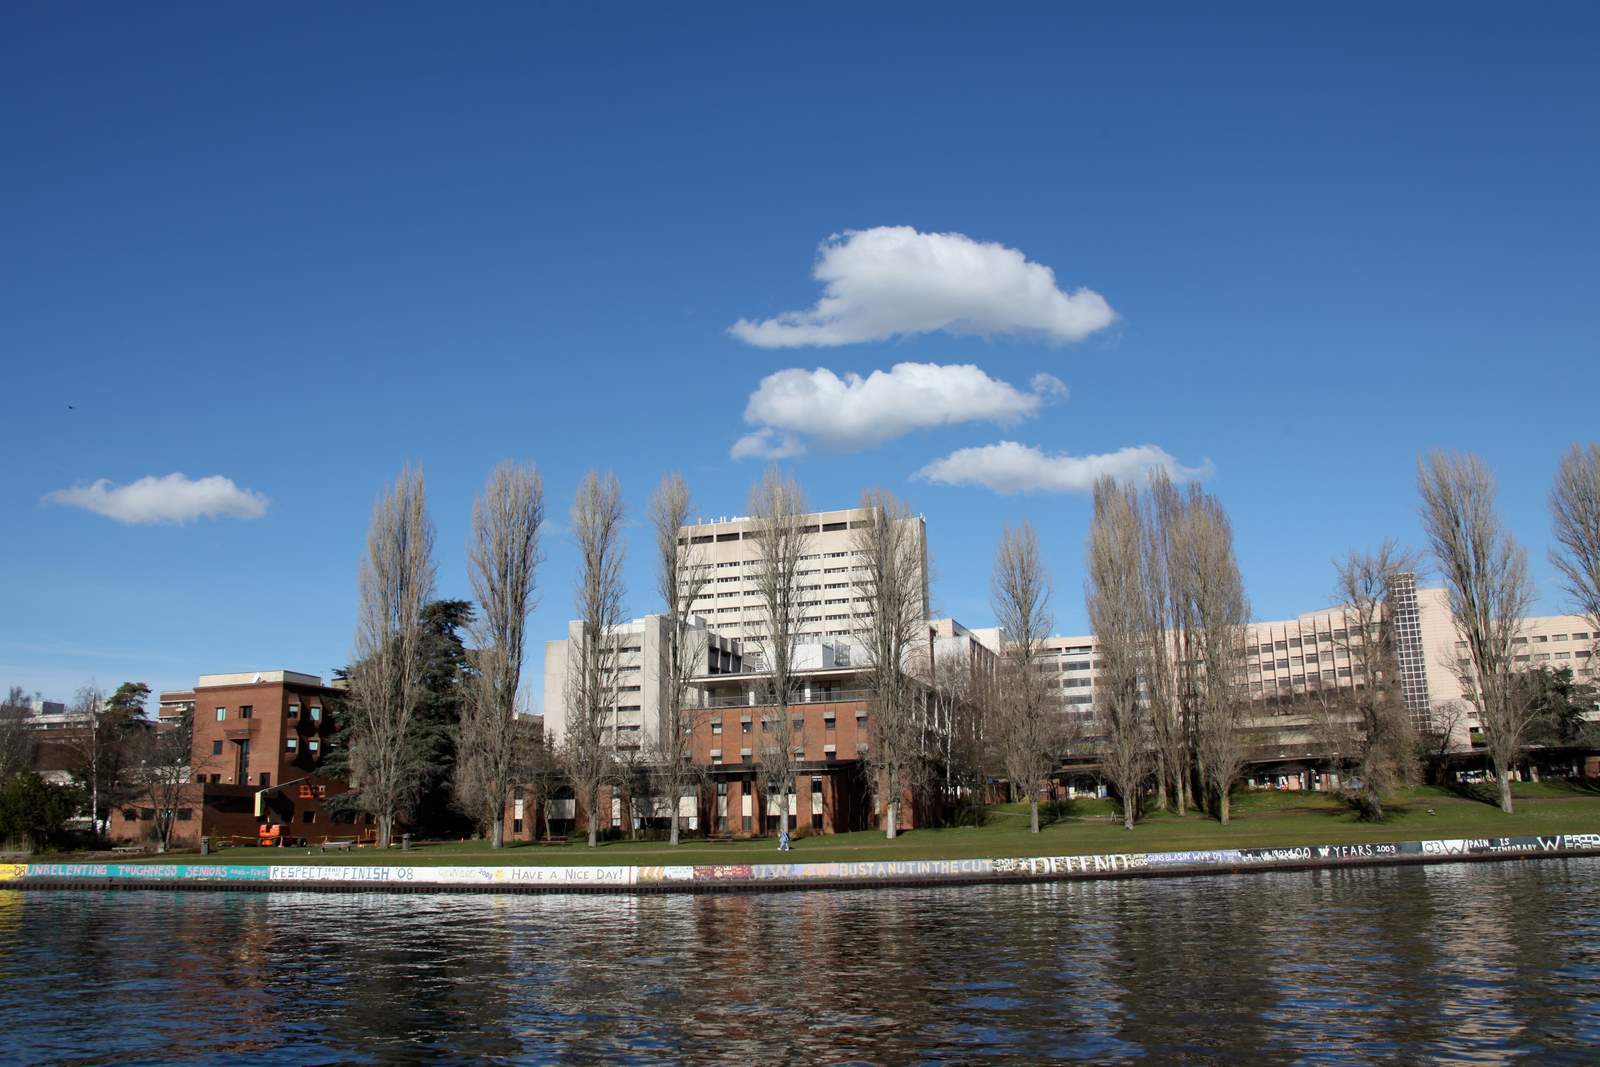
<box><xmin>1418</xmin><ymin>451</ymin><xmax>1535</xmax><ymax>813</ymax></box>
<box><xmin>747</xmin><ymin>467</ymin><xmax>812</xmax><ymax>835</ymax></box>
<box><xmin>1310</xmin><ymin>542</ymin><xmax>1421</xmax><ymax>820</ymax></box>
<box><xmin>648</xmin><ymin>473</ymin><xmax>711</xmax><ymax>845</ymax></box>
<box><xmin>1177</xmin><ymin>490</ymin><xmax>1251</xmax><ymax>824</ymax></box>
<box><xmin>1144</xmin><ymin>472</ymin><xmax>1192</xmax><ymax>815</ymax></box>
<box><xmin>565</xmin><ymin>470</ymin><xmax>626</xmax><ymax>847</ymax></box>
<box><xmin>852</xmin><ymin>489</ymin><xmax>927</xmax><ymax>838</ymax></box>
<box><xmin>348</xmin><ymin>466</ymin><xmax>436</xmax><ymax>848</ymax></box>
<box><xmin>991</xmin><ymin>521</ymin><xmax>1056</xmax><ymax>834</ymax></box>
<box><xmin>457</xmin><ymin>461</ymin><xmax>544</xmax><ymax>848</ymax></box>
<box><xmin>1087</xmin><ymin>477</ymin><xmax>1150</xmax><ymax>830</ymax></box>
<box><xmin>1551</xmin><ymin>442</ymin><xmax>1600</xmax><ymax>645</ymax></box>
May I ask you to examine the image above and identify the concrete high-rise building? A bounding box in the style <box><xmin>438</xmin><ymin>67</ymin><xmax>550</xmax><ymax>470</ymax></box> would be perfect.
<box><xmin>678</xmin><ymin>506</ymin><xmax>928</xmax><ymax>645</ymax></box>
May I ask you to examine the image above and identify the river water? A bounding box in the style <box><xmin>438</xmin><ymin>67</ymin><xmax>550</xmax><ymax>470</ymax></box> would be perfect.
<box><xmin>3</xmin><ymin>858</ymin><xmax>1598</xmax><ymax>1065</ymax></box>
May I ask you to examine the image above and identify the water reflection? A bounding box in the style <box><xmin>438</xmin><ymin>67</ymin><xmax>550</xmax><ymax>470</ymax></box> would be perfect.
<box><xmin>3</xmin><ymin>859</ymin><xmax>1599</xmax><ymax>1064</ymax></box>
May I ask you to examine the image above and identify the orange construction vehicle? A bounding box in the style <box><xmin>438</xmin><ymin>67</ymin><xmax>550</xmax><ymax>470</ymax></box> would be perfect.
<box><xmin>257</xmin><ymin>823</ymin><xmax>287</xmax><ymax>848</ymax></box>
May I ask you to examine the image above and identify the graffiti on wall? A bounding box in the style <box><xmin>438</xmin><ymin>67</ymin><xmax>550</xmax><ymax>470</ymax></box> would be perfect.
<box><xmin>8</xmin><ymin>834</ymin><xmax>1599</xmax><ymax>891</ymax></box>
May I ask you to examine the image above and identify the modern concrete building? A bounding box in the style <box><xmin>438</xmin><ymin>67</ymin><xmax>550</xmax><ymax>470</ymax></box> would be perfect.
<box><xmin>679</xmin><ymin>506</ymin><xmax>928</xmax><ymax>645</ymax></box>
<box><xmin>1020</xmin><ymin>580</ymin><xmax>1597</xmax><ymax>781</ymax></box>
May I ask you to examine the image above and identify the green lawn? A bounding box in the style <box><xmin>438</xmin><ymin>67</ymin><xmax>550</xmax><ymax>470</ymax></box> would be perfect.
<box><xmin>115</xmin><ymin>784</ymin><xmax>1600</xmax><ymax>868</ymax></box>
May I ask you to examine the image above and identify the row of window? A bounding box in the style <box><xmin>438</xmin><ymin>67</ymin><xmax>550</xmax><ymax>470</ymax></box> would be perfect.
<box><xmin>213</xmin><ymin>704</ymin><xmax>323</xmax><ymax>723</ymax></box>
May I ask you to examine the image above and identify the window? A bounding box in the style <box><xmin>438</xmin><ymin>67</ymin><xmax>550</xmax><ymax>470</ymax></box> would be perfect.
<box><xmin>741</xmin><ymin>720</ymin><xmax>752</xmax><ymax>734</ymax></box>
<box><xmin>302</xmin><ymin>811</ymin><xmax>317</xmax><ymax>824</ymax></box>
<box><xmin>1533</xmin><ymin>635</ymin><xmax>1548</xmax><ymax>644</ymax></box>
<box><xmin>308</xmin><ymin>739</ymin><xmax>321</xmax><ymax>753</ymax></box>
<box><xmin>212</xmin><ymin>740</ymin><xmax>224</xmax><ymax>756</ymax></box>
<box><xmin>215</xmin><ymin>708</ymin><xmax>227</xmax><ymax>722</ymax></box>
<box><xmin>288</xmin><ymin>704</ymin><xmax>299</xmax><ymax>720</ymax></box>
<box><xmin>711</xmin><ymin>718</ymin><xmax>722</xmax><ymax>735</ymax></box>
<box><xmin>310</xmin><ymin>707</ymin><xmax>323</xmax><ymax>723</ymax></box>
<box><xmin>286</xmin><ymin>737</ymin><xmax>299</xmax><ymax>751</ymax></box>
<box><xmin>240</xmin><ymin>705</ymin><xmax>253</xmax><ymax>719</ymax></box>
<box><xmin>258</xmin><ymin>772</ymin><xmax>270</xmax><ymax>786</ymax></box>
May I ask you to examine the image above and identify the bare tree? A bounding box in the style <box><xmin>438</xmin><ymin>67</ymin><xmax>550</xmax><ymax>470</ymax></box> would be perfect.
<box><xmin>1551</xmin><ymin>442</ymin><xmax>1600</xmax><ymax>645</ymax></box>
<box><xmin>517</xmin><ymin>723</ymin><xmax>560</xmax><ymax>842</ymax></box>
<box><xmin>746</xmin><ymin>467</ymin><xmax>812</xmax><ymax>835</ymax></box>
<box><xmin>1144</xmin><ymin>472</ymin><xmax>1192</xmax><ymax>815</ymax></box>
<box><xmin>0</xmin><ymin>686</ymin><xmax>36</xmax><ymax>783</ymax></box>
<box><xmin>348</xmin><ymin>466</ymin><xmax>437</xmax><ymax>848</ymax></box>
<box><xmin>457</xmin><ymin>461</ymin><xmax>544</xmax><ymax>848</ymax></box>
<box><xmin>141</xmin><ymin>709</ymin><xmax>211</xmax><ymax>852</ymax></box>
<box><xmin>991</xmin><ymin>522</ymin><xmax>1056</xmax><ymax>834</ymax></box>
<box><xmin>1087</xmin><ymin>477</ymin><xmax>1150</xmax><ymax>830</ymax></box>
<box><xmin>1177</xmin><ymin>490</ymin><xmax>1251</xmax><ymax>824</ymax></box>
<box><xmin>852</xmin><ymin>489</ymin><xmax>927</xmax><ymax>838</ymax></box>
<box><xmin>649</xmin><ymin>473</ymin><xmax>712</xmax><ymax>845</ymax></box>
<box><xmin>927</xmin><ymin>642</ymin><xmax>989</xmax><ymax>825</ymax></box>
<box><xmin>565</xmin><ymin>470</ymin><xmax>627</xmax><ymax>847</ymax></box>
<box><xmin>1310</xmin><ymin>543</ymin><xmax>1422</xmax><ymax>820</ymax></box>
<box><xmin>62</xmin><ymin>684</ymin><xmax>143</xmax><ymax>842</ymax></box>
<box><xmin>1420</xmin><ymin>699</ymin><xmax>1468</xmax><ymax>774</ymax></box>
<box><xmin>1418</xmin><ymin>451</ymin><xmax>1535</xmax><ymax>813</ymax></box>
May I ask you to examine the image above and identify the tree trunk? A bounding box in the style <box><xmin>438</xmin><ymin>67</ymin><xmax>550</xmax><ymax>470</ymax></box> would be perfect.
<box><xmin>1029</xmin><ymin>795</ymin><xmax>1040</xmax><ymax>834</ymax></box>
<box><xmin>491</xmin><ymin>813</ymin><xmax>504</xmax><ymax>849</ymax></box>
<box><xmin>1174</xmin><ymin>766</ymin><xmax>1187</xmax><ymax>817</ymax></box>
<box><xmin>670</xmin><ymin>803</ymin><xmax>680</xmax><ymax>846</ymax></box>
<box><xmin>587</xmin><ymin>785</ymin><xmax>599</xmax><ymax>847</ymax></box>
<box><xmin>1218</xmin><ymin>789</ymin><xmax>1230</xmax><ymax>825</ymax></box>
<box><xmin>378</xmin><ymin>814</ymin><xmax>392</xmax><ymax>849</ymax></box>
<box><xmin>1497</xmin><ymin>766</ymin><xmax>1515</xmax><ymax>814</ymax></box>
<box><xmin>886</xmin><ymin>799</ymin><xmax>898</xmax><ymax>840</ymax></box>
<box><xmin>1155</xmin><ymin>754</ymin><xmax>1168</xmax><ymax>813</ymax></box>
<box><xmin>1123</xmin><ymin>797</ymin><xmax>1135</xmax><ymax>831</ymax></box>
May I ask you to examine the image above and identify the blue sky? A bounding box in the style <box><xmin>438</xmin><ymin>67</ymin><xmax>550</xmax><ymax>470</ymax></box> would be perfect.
<box><xmin>4</xmin><ymin>3</ymin><xmax>1597</xmax><ymax>708</ymax></box>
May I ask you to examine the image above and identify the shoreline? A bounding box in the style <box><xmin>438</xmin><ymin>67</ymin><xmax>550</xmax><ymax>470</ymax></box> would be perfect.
<box><xmin>6</xmin><ymin>833</ymin><xmax>1598</xmax><ymax>895</ymax></box>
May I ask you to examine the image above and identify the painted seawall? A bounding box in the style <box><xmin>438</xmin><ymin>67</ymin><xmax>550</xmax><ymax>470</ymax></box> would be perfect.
<box><xmin>6</xmin><ymin>834</ymin><xmax>1600</xmax><ymax>895</ymax></box>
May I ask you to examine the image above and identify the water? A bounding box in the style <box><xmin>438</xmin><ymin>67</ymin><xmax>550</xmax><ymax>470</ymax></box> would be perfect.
<box><xmin>3</xmin><ymin>858</ymin><xmax>1599</xmax><ymax>1065</ymax></box>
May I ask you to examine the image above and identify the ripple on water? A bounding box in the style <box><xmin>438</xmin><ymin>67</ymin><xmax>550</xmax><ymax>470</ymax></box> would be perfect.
<box><xmin>0</xmin><ymin>860</ymin><xmax>1598</xmax><ymax>1063</ymax></box>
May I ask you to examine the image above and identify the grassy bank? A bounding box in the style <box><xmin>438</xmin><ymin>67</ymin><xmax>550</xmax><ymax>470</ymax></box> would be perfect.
<box><xmin>107</xmin><ymin>783</ymin><xmax>1600</xmax><ymax>868</ymax></box>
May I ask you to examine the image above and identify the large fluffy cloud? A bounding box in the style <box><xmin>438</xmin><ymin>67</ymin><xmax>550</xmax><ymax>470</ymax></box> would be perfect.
<box><xmin>43</xmin><ymin>473</ymin><xmax>270</xmax><ymax>524</ymax></box>
<box><xmin>730</xmin><ymin>362</ymin><xmax>1066</xmax><ymax>459</ymax></box>
<box><xmin>915</xmin><ymin>442</ymin><xmax>1211</xmax><ymax>494</ymax></box>
<box><xmin>729</xmin><ymin>226</ymin><xmax>1116</xmax><ymax>348</ymax></box>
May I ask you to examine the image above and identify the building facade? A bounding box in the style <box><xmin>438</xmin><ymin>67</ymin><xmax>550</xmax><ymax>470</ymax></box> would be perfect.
<box><xmin>109</xmin><ymin>670</ymin><xmax>354</xmax><ymax>847</ymax></box>
<box><xmin>679</xmin><ymin>506</ymin><xmax>929</xmax><ymax>645</ymax></box>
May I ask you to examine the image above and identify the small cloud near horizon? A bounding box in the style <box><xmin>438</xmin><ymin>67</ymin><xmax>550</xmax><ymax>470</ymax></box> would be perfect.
<box><xmin>915</xmin><ymin>441</ymin><xmax>1212</xmax><ymax>494</ymax></box>
<box><xmin>43</xmin><ymin>473</ymin><xmax>270</xmax><ymax>525</ymax></box>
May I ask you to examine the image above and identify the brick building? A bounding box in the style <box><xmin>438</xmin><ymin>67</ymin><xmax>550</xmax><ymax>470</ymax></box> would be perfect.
<box><xmin>109</xmin><ymin>670</ymin><xmax>355</xmax><ymax>847</ymax></box>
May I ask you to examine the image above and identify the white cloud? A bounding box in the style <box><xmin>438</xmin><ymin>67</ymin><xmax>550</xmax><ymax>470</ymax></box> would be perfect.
<box><xmin>729</xmin><ymin>226</ymin><xmax>1116</xmax><ymax>348</ymax></box>
<box><xmin>731</xmin><ymin>362</ymin><xmax>1065</xmax><ymax>458</ymax></box>
<box><xmin>43</xmin><ymin>473</ymin><xmax>270</xmax><ymax>525</ymax></box>
<box><xmin>730</xmin><ymin>429</ymin><xmax>806</xmax><ymax>461</ymax></box>
<box><xmin>915</xmin><ymin>441</ymin><xmax>1212</xmax><ymax>494</ymax></box>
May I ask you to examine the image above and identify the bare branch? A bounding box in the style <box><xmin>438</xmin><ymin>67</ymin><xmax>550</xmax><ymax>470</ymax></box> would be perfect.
<box><xmin>347</xmin><ymin>465</ymin><xmax>437</xmax><ymax>847</ymax></box>
<box><xmin>1418</xmin><ymin>450</ymin><xmax>1534</xmax><ymax>813</ymax></box>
